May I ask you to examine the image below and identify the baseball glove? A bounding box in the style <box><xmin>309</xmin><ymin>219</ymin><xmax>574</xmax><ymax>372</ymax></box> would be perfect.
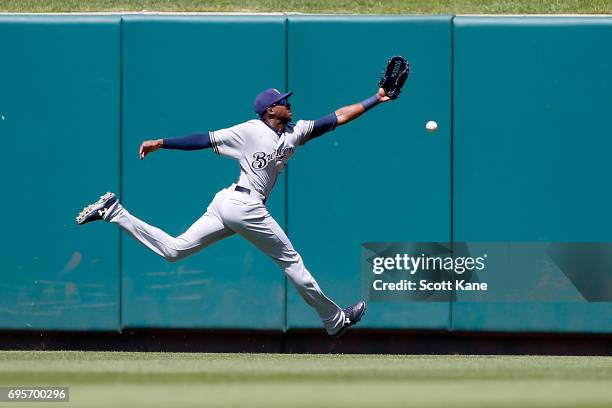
<box><xmin>378</xmin><ymin>56</ymin><xmax>409</xmax><ymax>99</ymax></box>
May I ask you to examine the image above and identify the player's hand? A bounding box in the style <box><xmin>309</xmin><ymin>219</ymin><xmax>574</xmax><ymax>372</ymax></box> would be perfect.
<box><xmin>377</xmin><ymin>87</ymin><xmax>391</xmax><ymax>103</ymax></box>
<box><xmin>139</xmin><ymin>139</ymin><xmax>163</xmax><ymax>160</ymax></box>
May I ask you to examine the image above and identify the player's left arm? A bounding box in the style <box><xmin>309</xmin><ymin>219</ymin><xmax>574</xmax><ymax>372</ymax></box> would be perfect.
<box><xmin>306</xmin><ymin>88</ymin><xmax>391</xmax><ymax>142</ymax></box>
<box><xmin>335</xmin><ymin>87</ymin><xmax>391</xmax><ymax>126</ymax></box>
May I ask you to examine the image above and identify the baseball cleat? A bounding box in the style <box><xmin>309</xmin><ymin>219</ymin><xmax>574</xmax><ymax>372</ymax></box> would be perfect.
<box><xmin>76</xmin><ymin>192</ymin><xmax>118</xmax><ymax>225</ymax></box>
<box><xmin>330</xmin><ymin>300</ymin><xmax>367</xmax><ymax>338</ymax></box>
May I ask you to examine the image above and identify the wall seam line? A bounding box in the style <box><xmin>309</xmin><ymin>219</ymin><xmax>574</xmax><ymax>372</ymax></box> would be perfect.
<box><xmin>283</xmin><ymin>14</ymin><xmax>289</xmax><ymax>338</ymax></box>
<box><xmin>450</xmin><ymin>14</ymin><xmax>456</xmax><ymax>333</ymax></box>
<box><xmin>118</xmin><ymin>15</ymin><xmax>124</xmax><ymax>334</ymax></box>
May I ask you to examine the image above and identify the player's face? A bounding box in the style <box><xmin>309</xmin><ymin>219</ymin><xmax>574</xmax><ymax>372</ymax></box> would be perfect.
<box><xmin>271</xmin><ymin>99</ymin><xmax>292</xmax><ymax>123</ymax></box>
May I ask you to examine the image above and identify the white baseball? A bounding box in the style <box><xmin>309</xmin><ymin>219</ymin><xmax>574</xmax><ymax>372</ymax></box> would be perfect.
<box><xmin>426</xmin><ymin>120</ymin><xmax>438</xmax><ymax>132</ymax></box>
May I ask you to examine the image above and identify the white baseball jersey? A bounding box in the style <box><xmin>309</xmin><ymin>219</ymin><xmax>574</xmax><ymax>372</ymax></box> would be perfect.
<box><xmin>209</xmin><ymin>119</ymin><xmax>315</xmax><ymax>199</ymax></box>
<box><xmin>104</xmin><ymin>116</ymin><xmax>346</xmax><ymax>336</ymax></box>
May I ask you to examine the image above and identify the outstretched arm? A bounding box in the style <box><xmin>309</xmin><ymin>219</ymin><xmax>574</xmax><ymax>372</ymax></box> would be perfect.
<box><xmin>139</xmin><ymin>132</ymin><xmax>211</xmax><ymax>160</ymax></box>
<box><xmin>308</xmin><ymin>88</ymin><xmax>392</xmax><ymax>142</ymax></box>
<box><xmin>335</xmin><ymin>88</ymin><xmax>391</xmax><ymax>126</ymax></box>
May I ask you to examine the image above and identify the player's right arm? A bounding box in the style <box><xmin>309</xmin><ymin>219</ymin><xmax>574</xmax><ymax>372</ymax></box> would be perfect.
<box><xmin>140</xmin><ymin>124</ymin><xmax>245</xmax><ymax>160</ymax></box>
<box><xmin>139</xmin><ymin>133</ymin><xmax>212</xmax><ymax>160</ymax></box>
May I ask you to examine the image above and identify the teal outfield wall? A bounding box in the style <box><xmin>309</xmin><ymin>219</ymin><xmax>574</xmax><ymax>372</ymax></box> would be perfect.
<box><xmin>452</xmin><ymin>17</ymin><xmax>612</xmax><ymax>333</ymax></box>
<box><xmin>121</xmin><ymin>16</ymin><xmax>287</xmax><ymax>329</ymax></box>
<box><xmin>285</xmin><ymin>16</ymin><xmax>452</xmax><ymax>331</ymax></box>
<box><xmin>0</xmin><ymin>15</ymin><xmax>610</xmax><ymax>334</ymax></box>
<box><xmin>0</xmin><ymin>16</ymin><xmax>121</xmax><ymax>330</ymax></box>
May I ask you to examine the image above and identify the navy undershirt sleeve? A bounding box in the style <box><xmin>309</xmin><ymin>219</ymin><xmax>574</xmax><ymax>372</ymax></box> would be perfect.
<box><xmin>308</xmin><ymin>113</ymin><xmax>338</xmax><ymax>142</ymax></box>
<box><xmin>162</xmin><ymin>132</ymin><xmax>212</xmax><ymax>150</ymax></box>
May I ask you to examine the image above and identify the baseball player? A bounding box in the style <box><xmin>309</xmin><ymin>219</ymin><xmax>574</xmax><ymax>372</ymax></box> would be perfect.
<box><xmin>77</xmin><ymin>87</ymin><xmax>392</xmax><ymax>338</ymax></box>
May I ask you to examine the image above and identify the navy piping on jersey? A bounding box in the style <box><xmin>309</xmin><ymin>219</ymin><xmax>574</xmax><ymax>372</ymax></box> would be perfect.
<box><xmin>210</xmin><ymin>131</ymin><xmax>220</xmax><ymax>154</ymax></box>
<box><xmin>302</xmin><ymin>120</ymin><xmax>315</xmax><ymax>145</ymax></box>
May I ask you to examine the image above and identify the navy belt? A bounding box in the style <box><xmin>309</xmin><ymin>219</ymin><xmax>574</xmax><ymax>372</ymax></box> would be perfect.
<box><xmin>235</xmin><ymin>185</ymin><xmax>267</xmax><ymax>204</ymax></box>
<box><xmin>235</xmin><ymin>185</ymin><xmax>251</xmax><ymax>194</ymax></box>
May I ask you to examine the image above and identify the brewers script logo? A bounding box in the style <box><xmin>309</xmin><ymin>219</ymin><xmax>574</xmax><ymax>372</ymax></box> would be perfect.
<box><xmin>251</xmin><ymin>147</ymin><xmax>295</xmax><ymax>170</ymax></box>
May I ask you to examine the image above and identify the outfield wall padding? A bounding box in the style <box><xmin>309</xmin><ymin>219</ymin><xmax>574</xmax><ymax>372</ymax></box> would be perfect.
<box><xmin>121</xmin><ymin>16</ymin><xmax>287</xmax><ymax>330</ymax></box>
<box><xmin>0</xmin><ymin>16</ymin><xmax>122</xmax><ymax>331</ymax></box>
<box><xmin>285</xmin><ymin>16</ymin><xmax>453</xmax><ymax>331</ymax></box>
<box><xmin>452</xmin><ymin>17</ymin><xmax>612</xmax><ymax>333</ymax></box>
<box><xmin>0</xmin><ymin>15</ymin><xmax>610</xmax><ymax>334</ymax></box>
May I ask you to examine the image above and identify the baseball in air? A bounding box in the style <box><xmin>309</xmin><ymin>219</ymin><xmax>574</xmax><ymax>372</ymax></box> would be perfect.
<box><xmin>426</xmin><ymin>120</ymin><xmax>438</xmax><ymax>132</ymax></box>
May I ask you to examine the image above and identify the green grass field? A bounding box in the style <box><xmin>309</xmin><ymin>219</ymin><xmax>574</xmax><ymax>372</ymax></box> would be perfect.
<box><xmin>0</xmin><ymin>0</ymin><xmax>612</xmax><ymax>14</ymax></box>
<box><xmin>1</xmin><ymin>351</ymin><xmax>611</xmax><ymax>407</ymax></box>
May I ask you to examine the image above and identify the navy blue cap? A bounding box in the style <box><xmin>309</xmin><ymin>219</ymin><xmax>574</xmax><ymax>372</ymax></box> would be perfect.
<box><xmin>253</xmin><ymin>88</ymin><xmax>293</xmax><ymax>116</ymax></box>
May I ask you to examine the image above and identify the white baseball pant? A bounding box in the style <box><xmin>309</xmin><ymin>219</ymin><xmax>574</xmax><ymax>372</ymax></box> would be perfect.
<box><xmin>106</xmin><ymin>185</ymin><xmax>345</xmax><ymax>335</ymax></box>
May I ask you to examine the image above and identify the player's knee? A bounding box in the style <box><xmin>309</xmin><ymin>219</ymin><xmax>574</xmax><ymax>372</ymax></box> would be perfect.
<box><xmin>164</xmin><ymin>249</ymin><xmax>182</xmax><ymax>263</ymax></box>
<box><xmin>163</xmin><ymin>239</ymin><xmax>194</xmax><ymax>262</ymax></box>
